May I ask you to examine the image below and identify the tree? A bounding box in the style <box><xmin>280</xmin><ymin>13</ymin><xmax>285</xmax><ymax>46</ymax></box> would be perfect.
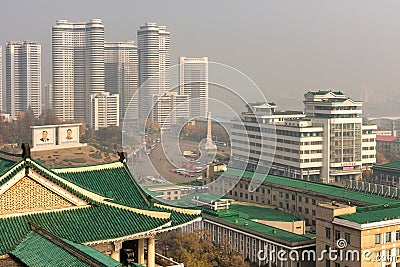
<box><xmin>157</xmin><ymin>230</ymin><xmax>250</xmax><ymax>267</ymax></box>
<box><xmin>38</xmin><ymin>109</ymin><xmax>60</xmax><ymax>125</ymax></box>
<box><xmin>17</xmin><ymin>108</ymin><xmax>37</xmax><ymax>144</ymax></box>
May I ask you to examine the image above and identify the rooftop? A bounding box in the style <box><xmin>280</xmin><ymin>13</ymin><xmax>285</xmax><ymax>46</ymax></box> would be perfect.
<box><xmin>373</xmin><ymin>160</ymin><xmax>400</xmax><ymax>172</ymax></box>
<box><xmin>0</xmin><ymin>152</ymin><xmax>201</xmax><ymax>258</ymax></box>
<box><xmin>203</xmin><ymin>208</ymin><xmax>312</xmax><ymax>243</ymax></box>
<box><xmin>337</xmin><ymin>203</ymin><xmax>400</xmax><ymax>224</ymax></box>
<box><xmin>225</xmin><ymin>168</ymin><xmax>399</xmax><ymax>206</ymax></box>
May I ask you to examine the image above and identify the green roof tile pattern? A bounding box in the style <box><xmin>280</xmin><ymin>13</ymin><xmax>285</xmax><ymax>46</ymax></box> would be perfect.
<box><xmin>62</xmin><ymin>238</ymin><xmax>122</xmax><ymax>267</ymax></box>
<box><xmin>54</xmin><ymin>163</ymin><xmax>201</xmax><ymax>228</ymax></box>
<box><xmin>0</xmin><ymin>204</ymin><xmax>169</xmax><ymax>255</ymax></box>
<box><xmin>225</xmin><ymin>168</ymin><xmax>400</xmax><ymax>206</ymax></box>
<box><xmin>55</xmin><ymin>166</ymin><xmax>149</xmax><ymax>208</ymax></box>
<box><xmin>11</xmin><ymin>230</ymin><xmax>121</xmax><ymax>267</ymax></box>
<box><xmin>0</xmin><ymin>157</ymin><xmax>17</xmax><ymax>177</ymax></box>
<box><xmin>229</xmin><ymin>204</ymin><xmax>300</xmax><ymax>222</ymax></box>
<box><xmin>152</xmin><ymin>206</ymin><xmax>200</xmax><ymax>227</ymax></box>
<box><xmin>203</xmin><ymin>209</ymin><xmax>311</xmax><ymax>243</ymax></box>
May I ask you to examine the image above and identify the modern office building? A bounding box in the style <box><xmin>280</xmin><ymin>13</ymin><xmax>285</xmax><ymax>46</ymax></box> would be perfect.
<box><xmin>6</xmin><ymin>41</ymin><xmax>41</xmax><ymax>118</ymax></box>
<box><xmin>90</xmin><ymin>92</ymin><xmax>119</xmax><ymax>130</ymax></box>
<box><xmin>179</xmin><ymin>57</ymin><xmax>208</xmax><ymax>119</ymax></box>
<box><xmin>137</xmin><ymin>23</ymin><xmax>170</xmax><ymax>122</ymax></box>
<box><xmin>41</xmin><ymin>83</ymin><xmax>53</xmax><ymax>110</ymax></box>
<box><xmin>105</xmin><ymin>41</ymin><xmax>138</xmax><ymax>122</ymax></box>
<box><xmin>231</xmin><ymin>91</ymin><xmax>376</xmax><ymax>184</ymax></box>
<box><xmin>52</xmin><ymin>19</ymin><xmax>105</xmax><ymax>122</ymax></box>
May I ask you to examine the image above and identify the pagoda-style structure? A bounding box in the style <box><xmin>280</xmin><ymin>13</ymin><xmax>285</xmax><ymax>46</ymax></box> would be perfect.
<box><xmin>0</xmin><ymin>145</ymin><xmax>201</xmax><ymax>267</ymax></box>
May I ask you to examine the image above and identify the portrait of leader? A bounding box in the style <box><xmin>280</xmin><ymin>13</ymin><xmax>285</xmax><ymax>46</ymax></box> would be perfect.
<box><xmin>66</xmin><ymin>129</ymin><xmax>73</xmax><ymax>140</ymax></box>
<box><xmin>40</xmin><ymin>131</ymin><xmax>50</xmax><ymax>142</ymax></box>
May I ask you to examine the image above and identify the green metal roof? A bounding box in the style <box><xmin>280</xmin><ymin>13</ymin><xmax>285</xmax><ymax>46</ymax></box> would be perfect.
<box><xmin>338</xmin><ymin>203</ymin><xmax>400</xmax><ymax>224</ymax></box>
<box><xmin>373</xmin><ymin>161</ymin><xmax>400</xmax><ymax>172</ymax></box>
<box><xmin>229</xmin><ymin>204</ymin><xmax>300</xmax><ymax>222</ymax></box>
<box><xmin>225</xmin><ymin>168</ymin><xmax>400</xmax><ymax>206</ymax></box>
<box><xmin>10</xmin><ymin>230</ymin><xmax>121</xmax><ymax>267</ymax></box>
<box><xmin>203</xmin><ymin>209</ymin><xmax>311</xmax><ymax>243</ymax></box>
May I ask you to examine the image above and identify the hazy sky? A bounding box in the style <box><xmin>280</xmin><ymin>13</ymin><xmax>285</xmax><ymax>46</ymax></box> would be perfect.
<box><xmin>1</xmin><ymin>0</ymin><xmax>400</xmax><ymax>116</ymax></box>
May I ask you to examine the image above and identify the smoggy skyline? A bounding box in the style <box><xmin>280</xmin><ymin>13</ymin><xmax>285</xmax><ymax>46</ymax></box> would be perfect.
<box><xmin>1</xmin><ymin>0</ymin><xmax>400</xmax><ymax>116</ymax></box>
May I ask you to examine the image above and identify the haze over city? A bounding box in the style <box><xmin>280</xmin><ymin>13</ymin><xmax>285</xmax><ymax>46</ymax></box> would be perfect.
<box><xmin>1</xmin><ymin>0</ymin><xmax>400</xmax><ymax>115</ymax></box>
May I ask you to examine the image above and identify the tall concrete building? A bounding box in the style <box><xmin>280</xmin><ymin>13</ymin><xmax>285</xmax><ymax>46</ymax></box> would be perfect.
<box><xmin>6</xmin><ymin>41</ymin><xmax>41</xmax><ymax>118</ymax></box>
<box><xmin>179</xmin><ymin>57</ymin><xmax>208</xmax><ymax>119</ymax></box>
<box><xmin>52</xmin><ymin>19</ymin><xmax>105</xmax><ymax>122</ymax></box>
<box><xmin>41</xmin><ymin>83</ymin><xmax>53</xmax><ymax>110</ymax></box>
<box><xmin>137</xmin><ymin>23</ymin><xmax>170</xmax><ymax>122</ymax></box>
<box><xmin>90</xmin><ymin>92</ymin><xmax>119</xmax><ymax>130</ymax></box>
<box><xmin>104</xmin><ymin>41</ymin><xmax>138</xmax><ymax>122</ymax></box>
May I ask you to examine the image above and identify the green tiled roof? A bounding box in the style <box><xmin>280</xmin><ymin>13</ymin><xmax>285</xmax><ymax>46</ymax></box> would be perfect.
<box><xmin>373</xmin><ymin>161</ymin><xmax>400</xmax><ymax>172</ymax></box>
<box><xmin>338</xmin><ymin>203</ymin><xmax>400</xmax><ymax>224</ymax></box>
<box><xmin>10</xmin><ymin>230</ymin><xmax>121</xmax><ymax>267</ymax></box>
<box><xmin>229</xmin><ymin>204</ymin><xmax>299</xmax><ymax>222</ymax></box>
<box><xmin>152</xmin><ymin>205</ymin><xmax>200</xmax><ymax>227</ymax></box>
<box><xmin>0</xmin><ymin>157</ymin><xmax>17</xmax><ymax>177</ymax></box>
<box><xmin>0</xmin><ymin>204</ymin><xmax>169</xmax><ymax>255</ymax></box>
<box><xmin>203</xmin><ymin>209</ymin><xmax>311</xmax><ymax>243</ymax></box>
<box><xmin>54</xmin><ymin>165</ymin><xmax>149</xmax><ymax>208</ymax></box>
<box><xmin>225</xmin><ymin>168</ymin><xmax>400</xmax><ymax>206</ymax></box>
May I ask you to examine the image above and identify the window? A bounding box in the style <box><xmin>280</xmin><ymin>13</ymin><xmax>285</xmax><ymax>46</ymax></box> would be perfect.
<box><xmin>335</xmin><ymin>263</ymin><xmax>340</xmax><ymax>267</ymax></box>
<box><xmin>386</xmin><ymin>232</ymin><xmax>392</xmax><ymax>243</ymax></box>
<box><xmin>396</xmin><ymin>230</ymin><xmax>400</xmax><ymax>241</ymax></box>
<box><xmin>335</xmin><ymin>230</ymin><xmax>340</xmax><ymax>240</ymax></box>
<box><xmin>305</xmin><ymin>208</ymin><xmax>309</xmax><ymax>214</ymax></box>
<box><xmin>326</xmin><ymin>228</ymin><xmax>331</xmax><ymax>239</ymax></box>
<box><xmin>305</xmin><ymin>197</ymin><xmax>309</xmax><ymax>204</ymax></box>
<box><xmin>298</xmin><ymin>207</ymin><xmax>302</xmax><ymax>212</ymax></box>
<box><xmin>375</xmin><ymin>234</ymin><xmax>381</xmax><ymax>244</ymax></box>
<box><xmin>345</xmin><ymin>233</ymin><xmax>350</xmax><ymax>244</ymax></box>
<box><xmin>285</xmin><ymin>193</ymin><xmax>289</xmax><ymax>199</ymax></box>
<box><xmin>312</xmin><ymin>199</ymin><xmax>316</xmax><ymax>205</ymax></box>
<box><xmin>312</xmin><ymin>210</ymin><xmax>316</xmax><ymax>216</ymax></box>
<box><xmin>299</xmin><ymin>196</ymin><xmax>302</xmax><ymax>202</ymax></box>
<box><xmin>279</xmin><ymin>192</ymin><xmax>283</xmax><ymax>198</ymax></box>
<box><xmin>292</xmin><ymin>195</ymin><xmax>295</xmax><ymax>201</ymax></box>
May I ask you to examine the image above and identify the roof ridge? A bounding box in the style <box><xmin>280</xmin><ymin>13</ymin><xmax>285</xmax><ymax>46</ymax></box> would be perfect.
<box><xmin>52</xmin><ymin>161</ymin><xmax>123</xmax><ymax>173</ymax></box>
<box><xmin>153</xmin><ymin>203</ymin><xmax>202</xmax><ymax>215</ymax></box>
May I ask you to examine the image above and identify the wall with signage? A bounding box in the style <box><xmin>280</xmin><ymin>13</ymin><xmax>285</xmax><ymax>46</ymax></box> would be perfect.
<box><xmin>31</xmin><ymin>124</ymin><xmax>84</xmax><ymax>151</ymax></box>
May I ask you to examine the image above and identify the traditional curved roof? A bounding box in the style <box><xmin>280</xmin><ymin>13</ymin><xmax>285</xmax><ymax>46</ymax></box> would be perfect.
<box><xmin>0</xmin><ymin>153</ymin><xmax>201</xmax><ymax>260</ymax></box>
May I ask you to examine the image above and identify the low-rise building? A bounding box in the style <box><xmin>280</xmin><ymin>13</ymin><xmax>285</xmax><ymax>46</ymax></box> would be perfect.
<box><xmin>372</xmin><ymin>161</ymin><xmax>400</xmax><ymax>187</ymax></box>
